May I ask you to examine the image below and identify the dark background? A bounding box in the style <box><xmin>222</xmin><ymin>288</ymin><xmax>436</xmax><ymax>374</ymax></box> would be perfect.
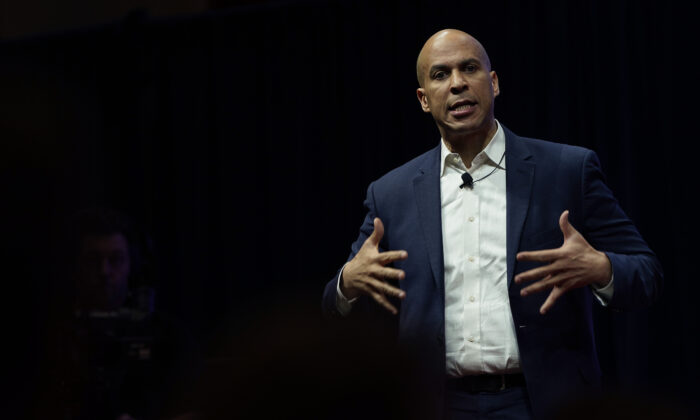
<box><xmin>1</xmin><ymin>0</ymin><xmax>697</xmax><ymax>417</ymax></box>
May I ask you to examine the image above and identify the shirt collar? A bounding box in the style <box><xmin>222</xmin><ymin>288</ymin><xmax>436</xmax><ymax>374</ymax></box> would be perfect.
<box><xmin>440</xmin><ymin>120</ymin><xmax>506</xmax><ymax>176</ymax></box>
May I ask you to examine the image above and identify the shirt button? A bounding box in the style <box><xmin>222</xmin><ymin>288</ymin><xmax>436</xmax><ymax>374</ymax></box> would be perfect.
<box><xmin>468</xmin><ymin>216</ymin><xmax>475</xmax><ymax>222</ymax></box>
<box><xmin>469</xmin><ymin>296</ymin><xmax>475</xmax><ymax>302</ymax></box>
<box><xmin>468</xmin><ymin>336</ymin><xmax>475</xmax><ymax>343</ymax></box>
<box><xmin>468</xmin><ymin>256</ymin><xmax>475</xmax><ymax>262</ymax></box>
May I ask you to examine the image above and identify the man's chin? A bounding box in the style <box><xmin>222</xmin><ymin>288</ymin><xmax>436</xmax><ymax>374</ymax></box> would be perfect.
<box><xmin>442</xmin><ymin>121</ymin><xmax>487</xmax><ymax>137</ymax></box>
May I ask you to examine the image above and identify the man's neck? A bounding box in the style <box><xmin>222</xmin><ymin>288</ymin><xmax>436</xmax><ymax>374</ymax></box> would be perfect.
<box><xmin>442</xmin><ymin>120</ymin><xmax>498</xmax><ymax>168</ymax></box>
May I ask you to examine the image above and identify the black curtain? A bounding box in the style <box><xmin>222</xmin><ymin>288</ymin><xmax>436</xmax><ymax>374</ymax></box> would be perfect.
<box><xmin>2</xmin><ymin>0</ymin><xmax>697</xmax><ymax>417</ymax></box>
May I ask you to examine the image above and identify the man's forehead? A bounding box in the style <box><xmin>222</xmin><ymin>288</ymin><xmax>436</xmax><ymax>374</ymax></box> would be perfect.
<box><xmin>416</xmin><ymin>29</ymin><xmax>490</xmax><ymax>86</ymax></box>
<box><xmin>425</xmin><ymin>35</ymin><xmax>484</xmax><ymax>64</ymax></box>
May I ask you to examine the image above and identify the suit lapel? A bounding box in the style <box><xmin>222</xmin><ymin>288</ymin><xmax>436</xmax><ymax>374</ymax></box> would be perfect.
<box><xmin>412</xmin><ymin>146</ymin><xmax>445</xmax><ymax>293</ymax></box>
<box><xmin>504</xmin><ymin>127</ymin><xmax>535</xmax><ymax>288</ymax></box>
<box><xmin>411</xmin><ymin>130</ymin><xmax>534</xmax><ymax>293</ymax></box>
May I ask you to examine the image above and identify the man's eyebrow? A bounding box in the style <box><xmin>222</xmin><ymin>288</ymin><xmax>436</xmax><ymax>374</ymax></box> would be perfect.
<box><xmin>429</xmin><ymin>58</ymin><xmax>482</xmax><ymax>75</ymax></box>
<box><xmin>429</xmin><ymin>64</ymin><xmax>450</xmax><ymax>74</ymax></box>
<box><xmin>459</xmin><ymin>58</ymin><xmax>481</xmax><ymax>67</ymax></box>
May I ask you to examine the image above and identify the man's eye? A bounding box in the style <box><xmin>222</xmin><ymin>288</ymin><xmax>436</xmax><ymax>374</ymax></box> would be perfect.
<box><xmin>465</xmin><ymin>64</ymin><xmax>477</xmax><ymax>73</ymax></box>
<box><xmin>433</xmin><ymin>71</ymin><xmax>447</xmax><ymax>79</ymax></box>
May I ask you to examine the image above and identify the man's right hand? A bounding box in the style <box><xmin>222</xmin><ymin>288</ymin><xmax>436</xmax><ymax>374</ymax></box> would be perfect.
<box><xmin>340</xmin><ymin>217</ymin><xmax>408</xmax><ymax>315</ymax></box>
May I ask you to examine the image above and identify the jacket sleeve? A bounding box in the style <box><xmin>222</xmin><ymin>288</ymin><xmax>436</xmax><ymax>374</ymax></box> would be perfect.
<box><xmin>322</xmin><ymin>182</ymin><xmax>384</xmax><ymax>320</ymax></box>
<box><xmin>580</xmin><ymin>150</ymin><xmax>663</xmax><ymax>310</ymax></box>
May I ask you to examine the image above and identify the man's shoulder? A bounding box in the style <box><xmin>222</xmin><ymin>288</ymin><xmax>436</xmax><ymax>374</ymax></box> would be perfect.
<box><xmin>371</xmin><ymin>145</ymin><xmax>440</xmax><ymax>187</ymax></box>
<box><xmin>511</xmin><ymin>130</ymin><xmax>589</xmax><ymax>151</ymax></box>
<box><xmin>506</xmin><ymin>127</ymin><xmax>593</xmax><ymax>162</ymax></box>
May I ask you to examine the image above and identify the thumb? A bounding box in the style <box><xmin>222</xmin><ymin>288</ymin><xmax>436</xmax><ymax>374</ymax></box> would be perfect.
<box><xmin>559</xmin><ymin>210</ymin><xmax>576</xmax><ymax>239</ymax></box>
<box><xmin>367</xmin><ymin>217</ymin><xmax>385</xmax><ymax>246</ymax></box>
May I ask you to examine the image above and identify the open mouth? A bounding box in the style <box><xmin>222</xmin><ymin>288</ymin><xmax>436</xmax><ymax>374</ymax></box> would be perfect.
<box><xmin>449</xmin><ymin>99</ymin><xmax>476</xmax><ymax>111</ymax></box>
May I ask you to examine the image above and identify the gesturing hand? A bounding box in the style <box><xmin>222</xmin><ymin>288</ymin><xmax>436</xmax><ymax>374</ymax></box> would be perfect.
<box><xmin>515</xmin><ymin>210</ymin><xmax>612</xmax><ymax>315</ymax></box>
<box><xmin>341</xmin><ymin>217</ymin><xmax>408</xmax><ymax>315</ymax></box>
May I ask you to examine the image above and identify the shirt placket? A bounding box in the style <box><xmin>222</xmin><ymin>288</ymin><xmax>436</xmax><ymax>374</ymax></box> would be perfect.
<box><xmin>461</xmin><ymin>184</ymin><xmax>481</xmax><ymax>367</ymax></box>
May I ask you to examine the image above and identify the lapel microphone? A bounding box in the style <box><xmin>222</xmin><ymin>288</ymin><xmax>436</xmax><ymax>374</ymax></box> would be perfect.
<box><xmin>459</xmin><ymin>172</ymin><xmax>474</xmax><ymax>189</ymax></box>
<box><xmin>458</xmin><ymin>150</ymin><xmax>507</xmax><ymax>189</ymax></box>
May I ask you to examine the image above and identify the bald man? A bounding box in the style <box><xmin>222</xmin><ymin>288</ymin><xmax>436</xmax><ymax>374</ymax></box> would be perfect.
<box><xmin>322</xmin><ymin>29</ymin><xmax>662</xmax><ymax>420</ymax></box>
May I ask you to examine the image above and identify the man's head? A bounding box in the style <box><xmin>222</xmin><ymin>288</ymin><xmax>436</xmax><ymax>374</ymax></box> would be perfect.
<box><xmin>72</xmin><ymin>208</ymin><xmax>135</xmax><ymax>311</ymax></box>
<box><xmin>416</xmin><ymin>29</ymin><xmax>499</xmax><ymax>143</ymax></box>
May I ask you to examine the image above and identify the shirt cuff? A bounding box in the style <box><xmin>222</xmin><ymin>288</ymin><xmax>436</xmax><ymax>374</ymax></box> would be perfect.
<box><xmin>590</xmin><ymin>274</ymin><xmax>614</xmax><ymax>306</ymax></box>
<box><xmin>336</xmin><ymin>263</ymin><xmax>357</xmax><ymax>316</ymax></box>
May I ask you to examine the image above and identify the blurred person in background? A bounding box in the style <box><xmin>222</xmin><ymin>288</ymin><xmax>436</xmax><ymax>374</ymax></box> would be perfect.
<box><xmin>37</xmin><ymin>207</ymin><xmax>197</xmax><ymax>420</ymax></box>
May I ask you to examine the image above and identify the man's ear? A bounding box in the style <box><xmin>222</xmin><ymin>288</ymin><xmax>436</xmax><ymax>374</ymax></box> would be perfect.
<box><xmin>491</xmin><ymin>71</ymin><xmax>500</xmax><ymax>97</ymax></box>
<box><xmin>416</xmin><ymin>88</ymin><xmax>431</xmax><ymax>113</ymax></box>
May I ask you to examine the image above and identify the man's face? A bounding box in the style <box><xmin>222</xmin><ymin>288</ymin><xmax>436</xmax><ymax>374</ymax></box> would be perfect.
<box><xmin>416</xmin><ymin>32</ymin><xmax>499</xmax><ymax>140</ymax></box>
<box><xmin>77</xmin><ymin>233</ymin><xmax>131</xmax><ymax>311</ymax></box>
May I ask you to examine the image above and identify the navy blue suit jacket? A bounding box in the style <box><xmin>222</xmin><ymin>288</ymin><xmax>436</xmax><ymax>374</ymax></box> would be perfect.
<box><xmin>322</xmin><ymin>126</ymin><xmax>662</xmax><ymax>419</ymax></box>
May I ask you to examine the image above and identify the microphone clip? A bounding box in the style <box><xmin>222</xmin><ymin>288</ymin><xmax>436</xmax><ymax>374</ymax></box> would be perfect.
<box><xmin>459</xmin><ymin>172</ymin><xmax>474</xmax><ymax>189</ymax></box>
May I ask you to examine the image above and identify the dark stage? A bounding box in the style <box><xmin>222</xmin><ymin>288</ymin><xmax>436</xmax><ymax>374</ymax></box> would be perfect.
<box><xmin>1</xmin><ymin>0</ymin><xmax>696</xmax><ymax>418</ymax></box>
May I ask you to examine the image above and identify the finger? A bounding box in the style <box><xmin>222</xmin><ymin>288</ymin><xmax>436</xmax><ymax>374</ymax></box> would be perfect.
<box><xmin>524</xmin><ymin>270</ymin><xmax>577</xmax><ymax>296</ymax></box>
<box><xmin>515</xmin><ymin>260</ymin><xmax>564</xmax><ymax>284</ymax></box>
<box><xmin>376</xmin><ymin>250</ymin><xmax>408</xmax><ymax>265</ymax></box>
<box><xmin>539</xmin><ymin>279</ymin><xmax>575</xmax><ymax>314</ymax></box>
<box><xmin>364</xmin><ymin>276</ymin><xmax>406</xmax><ymax>298</ymax></box>
<box><xmin>366</xmin><ymin>217</ymin><xmax>385</xmax><ymax>247</ymax></box>
<box><xmin>559</xmin><ymin>210</ymin><xmax>577</xmax><ymax>240</ymax></box>
<box><xmin>520</xmin><ymin>273</ymin><xmax>565</xmax><ymax>296</ymax></box>
<box><xmin>355</xmin><ymin>283</ymin><xmax>399</xmax><ymax>315</ymax></box>
<box><xmin>371</xmin><ymin>291</ymin><xmax>398</xmax><ymax>315</ymax></box>
<box><xmin>516</xmin><ymin>248</ymin><xmax>561</xmax><ymax>262</ymax></box>
<box><xmin>539</xmin><ymin>286</ymin><xmax>565</xmax><ymax>314</ymax></box>
<box><xmin>374</xmin><ymin>266</ymin><xmax>406</xmax><ymax>282</ymax></box>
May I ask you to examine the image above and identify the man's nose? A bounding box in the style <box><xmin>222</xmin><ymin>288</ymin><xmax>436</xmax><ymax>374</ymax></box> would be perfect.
<box><xmin>450</xmin><ymin>71</ymin><xmax>468</xmax><ymax>93</ymax></box>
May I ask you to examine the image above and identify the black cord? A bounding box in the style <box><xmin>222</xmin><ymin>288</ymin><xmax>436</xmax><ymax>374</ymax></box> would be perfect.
<box><xmin>467</xmin><ymin>150</ymin><xmax>506</xmax><ymax>186</ymax></box>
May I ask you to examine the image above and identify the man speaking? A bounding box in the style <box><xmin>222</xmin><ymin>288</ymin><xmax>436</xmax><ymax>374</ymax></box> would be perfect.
<box><xmin>322</xmin><ymin>29</ymin><xmax>662</xmax><ymax>420</ymax></box>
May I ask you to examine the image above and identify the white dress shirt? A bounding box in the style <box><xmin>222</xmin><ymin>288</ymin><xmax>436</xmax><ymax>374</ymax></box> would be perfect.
<box><xmin>440</xmin><ymin>122</ymin><xmax>520</xmax><ymax>376</ymax></box>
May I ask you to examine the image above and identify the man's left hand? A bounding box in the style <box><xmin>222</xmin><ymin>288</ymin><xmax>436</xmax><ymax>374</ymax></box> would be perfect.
<box><xmin>515</xmin><ymin>210</ymin><xmax>612</xmax><ymax>315</ymax></box>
